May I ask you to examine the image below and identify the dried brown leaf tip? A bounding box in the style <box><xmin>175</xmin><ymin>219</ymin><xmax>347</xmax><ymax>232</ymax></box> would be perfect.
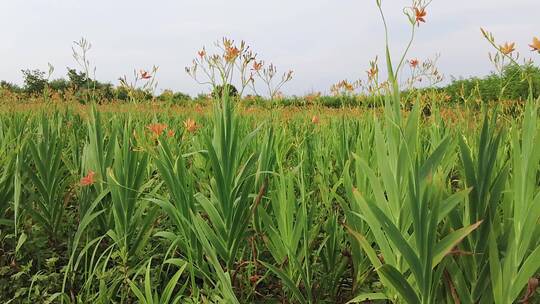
<box><xmin>519</xmin><ymin>277</ymin><xmax>538</xmax><ymax>304</ymax></box>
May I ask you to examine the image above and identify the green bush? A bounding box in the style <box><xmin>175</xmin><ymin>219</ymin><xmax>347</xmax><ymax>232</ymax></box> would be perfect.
<box><xmin>211</xmin><ymin>84</ymin><xmax>238</xmax><ymax>99</ymax></box>
<box><xmin>48</xmin><ymin>78</ymin><xmax>70</xmax><ymax>92</ymax></box>
<box><xmin>0</xmin><ymin>81</ymin><xmax>22</xmax><ymax>93</ymax></box>
<box><xmin>21</xmin><ymin>69</ymin><xmax>47</xmax><ymax>94</ymax></box>
<box><xmin>443</xmin><ymin>63</ymin><xmax>540</xmax><ymax>103</ymax></box>
<box><xmin>157</xmin><ymin>89</ymin><xmax>191</xmax><ymax>104</ymax></box>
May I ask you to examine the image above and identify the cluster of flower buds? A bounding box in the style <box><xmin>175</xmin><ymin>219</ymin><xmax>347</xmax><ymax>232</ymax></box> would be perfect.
<box><xmin>118</xmin><ymin>66</ymin><xmax>159</xmax><ymax>102</ymax></box>
<box><xmin>251</xmin><ymin>62</ymin><xmax>294</xmax><ymax>101</ymax></box>
<box><xmin>367</xmin><ymin>56</ymin><xmax>379</xmax><ymax>82</ymax></box>
<box><xmin>186</xmin><ymin>38</ymin><xmax>254</xmax><ymax>96</ymax></box>
<box><xmin>304</xmin><ymin>92</ymin><xmax>322</xmax><ymax>104</ymax></box>
<box><xmin>186</xmin><ymin>37</ymin><xmax>293</xmax><ymax>100</ymax></box>
<box><xmin>365</xmin><ymin>56</ymin><xmax>388</xmax><ymax>94</ymax></box>
<box><xmin>330</xmin><ymin>79</ymin><xmax>360</xmax><ymax>96</ymax></box>
<box><xmin>406</xmin><ymin>54</ymin><xmax>444</xmax><ymax>88</ymax></box>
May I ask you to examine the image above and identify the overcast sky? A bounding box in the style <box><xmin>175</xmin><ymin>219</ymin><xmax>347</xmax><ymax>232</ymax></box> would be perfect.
<box><xmin>1</xmin><ymin>0</ymin><xmax>539</xmax><ymax>96</ymax></box>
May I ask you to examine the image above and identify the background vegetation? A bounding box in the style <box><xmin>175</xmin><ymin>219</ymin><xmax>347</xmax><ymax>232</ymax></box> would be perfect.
<box><xmin>2</xmin><ymin>62</ymin><xmax>539</xmax><ymax>107</ymax></box>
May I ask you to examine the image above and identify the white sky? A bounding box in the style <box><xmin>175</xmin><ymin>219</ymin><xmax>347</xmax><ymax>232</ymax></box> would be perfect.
<box><xmin>1</xmin><ymin>0</ymin><xmax>539</xmax><ymax>96</ymax></box>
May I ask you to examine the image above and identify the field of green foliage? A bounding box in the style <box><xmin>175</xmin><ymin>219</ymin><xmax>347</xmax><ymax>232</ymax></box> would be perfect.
<box><xmin>1</xmin><ymin>0</ymin><xmax>540</xmax><ymax>303</ymax></box>
<box><xmin>0</xmin><ymin>95</ymin><xmax>538</xmax><ymax>303</ymax></box>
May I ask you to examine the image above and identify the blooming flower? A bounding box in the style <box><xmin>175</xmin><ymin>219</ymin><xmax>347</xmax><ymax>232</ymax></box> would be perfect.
<box><xmin>80</xmin><ymin>171</ymin><xmax>96</xmax><ymax>186</ymax></box>
<box><xmin>183</xmin><ymin>118</ymin><xmax>198</xmax><ymax>133</ymax></box>
<box><xmin>409</xmin><ymin>58</ymin><xmax>419</xmax><ymax>68</ymax></box>
<box><xmin>367</xmin><ymin>67</ymin><xmax>378</xmax><ymax>80</ymax></box>
<box><xmin>140</xmin><ymin>70</ymin><xmax>152</xmax><ymax>80</ymax></box>
<box><xmin>414</xmin><ymin>7</ymin><xmax>427</xmax><ymax>25</ymax></box>
<box><xmin>529</xmin><ymin>37</ymin><xmax>540</xmax><ymax>53</ymax></box>
<box><xmin>311</xmin><ymin>115</ymin><xmax>320</xmax><ymax>124</ymax></box>
<box><xmin>198</xmin><ymin>48</ymin><xmax>206</xmax><ymax>59</ymax></box>
<box><xmin>252</xmin><ymin>61</ymin><xmax>263</xmax><ymax>72</ymax></box>
<box><xmin>224</xmin><ymin>46</ymin><xmax>240</xmax><ymax>63</ymax></box>
<box><xmin>499</xmin><ymin>42</ymin><xmax>516</xmax><ymax>55</ymax></box>
<box><xmin>167</xmin><ymin>129</ymin><xmax>175</xmax><ymax>137</ymax></box>
<box><xmin>147</xmin><ymin>123</ymin><xmax>168</xmax><ymax>137</ymax></box>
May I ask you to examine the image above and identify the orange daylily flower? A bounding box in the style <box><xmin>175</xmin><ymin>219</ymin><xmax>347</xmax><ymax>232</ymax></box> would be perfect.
<box><xmin>140</xmin><ymin>70</ymin><xmax>152</xmax><ymax>80</ymax></box>
<box><xmin>499</xmin><ymin>42</ymin><xmax>516</xmax><ymax>55</ymax></box>
<box><xmin>252</xmin><ymin>61</ymin><xmax>263</xmax><ymax>72</ymax></box>
<box><xmin>80</xmin><ymin>171</ymin><xmax>96</xmax><ymax>186</ymax></box>
<box><xmin>341</xmin><ymin>80</ymin><xmax>355</xmax><ymax>92</ymax></box>
<box><xmin>183</xmin><ymin>118</ymin><xmax>198</xmax><ymax>133</ymax></box>
<box><xmin>311</xmin><ymin>115</ymin><xmax>320</xmax><ymax>124</ymax></box>
<box><xmin>410</xmin><ymin>59</ymin><xmax>419</xmax><ymax>68</ymax></box>
<box><xmin>414</xmin><ymin>7</ymin><xmax>427</xmax><ymax>25</ymax></box>
<box><xmin>147</xmin><ymin>123</ymin><xmax>168</xmax><ymax>137</ymax></box>
<box><xmin>224</xmin><ymin>46</ymin><xmax>240</xmax><ymax>63</ymax></box>
<box><xmin>167</xmin><ymin>130</ymin><xmax>175</xmax><ymax>137</ymax></box>
<box><xmin>529</xmin><ymin>37</ymin><xmax>540</xmax><ymax>53</ymax></box>
<box><xmin>367</xmin><ymin>67</ymin><xmax>378</xmax><ymax>80</ymax></box>
<box><xmin>198</xmin><ymin>48</ymin><xmax>206</xmax><ymax>59</ymax></box>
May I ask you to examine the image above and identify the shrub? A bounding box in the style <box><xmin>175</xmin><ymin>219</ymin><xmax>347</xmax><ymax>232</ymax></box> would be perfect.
<box><xmin>157</xmin><ymin>89</ymin><xmax>191</xmax><ymax>104</ymax></box>
<box><xmin>66</xmin><ymin>68</ymin><xmax>89</xmax><ymax>90</ymax></box>
<box><xmin>48</xmin><ymin>78</ymin><xmax>70</xmax><ymax>92</ymax></box>
<box><xmin>211</xmin><ymin>84</ymin><xmax>238</xmax><ymax>99</ymax></box>
<box><xmin>0</xmin><ymin>81</ymin><xmax>22</xmax><ymax>93</ymax></box>
<box><xmin>21</xmin><ymin>69</ymin><xmax>47</xmax><ymax>94</ymax></box>
<box><xmin>443</xmin><ymin>63</ymin><xmax>540</xmax><ymax>103</ymax></box>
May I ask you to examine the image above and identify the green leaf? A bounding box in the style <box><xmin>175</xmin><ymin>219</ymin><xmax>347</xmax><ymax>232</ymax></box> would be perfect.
<box><xmin>511</xmin><ymin>245</ymin><xmax>540</xmax><ymax>300</ymax></box>
<box><xmin>378</xmin><ymin>264</ymin><xmax>420</xmax><ymax>304</ymax></box>
<box><xmin>260</xmin><ymin>261</ymin><xmax>307</xmax><ymax>304</ymax></box>
<box><xmin>366</xmin><ymin>202</ymin><xmax>423</xmax><ymax>283</ymax></box>
<box><xmin>15</xmin><ymin>232</ymin><xmax>26</xmax><ymax>253</ymax></box>
<box><xmin>162</xmin><ymin>263</ymin><xmax>187</xmax><ymax>303</ymax></box>
<box><xmin>438</xmin><ymin>188</ymin><xmax>471</xmax><ymax>223</ymax></box>
<box><xmin>346</xmin><ymin>292</ymin><xmax>388</xmax><ymax>303</ymax></box>
<box><xmin>432</xmin><ymin>220</ymin><xmax>482</xmax><ymax>268</ymax></box>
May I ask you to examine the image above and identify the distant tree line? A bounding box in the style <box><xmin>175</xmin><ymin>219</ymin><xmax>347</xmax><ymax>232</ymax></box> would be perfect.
<box><xmin>1</xmin><ymin>63</ymin><xmax>539</xmax><ymax>106</ymax></box>
<box><xmin>441</xmin><ymin>63</ymin><xmax>540</xmax><ymax>102</ymax></box>
<box><xmin>0</xmin><ymin>67</ymin><xmax>192</xmax><ymax>104</ymax></box>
